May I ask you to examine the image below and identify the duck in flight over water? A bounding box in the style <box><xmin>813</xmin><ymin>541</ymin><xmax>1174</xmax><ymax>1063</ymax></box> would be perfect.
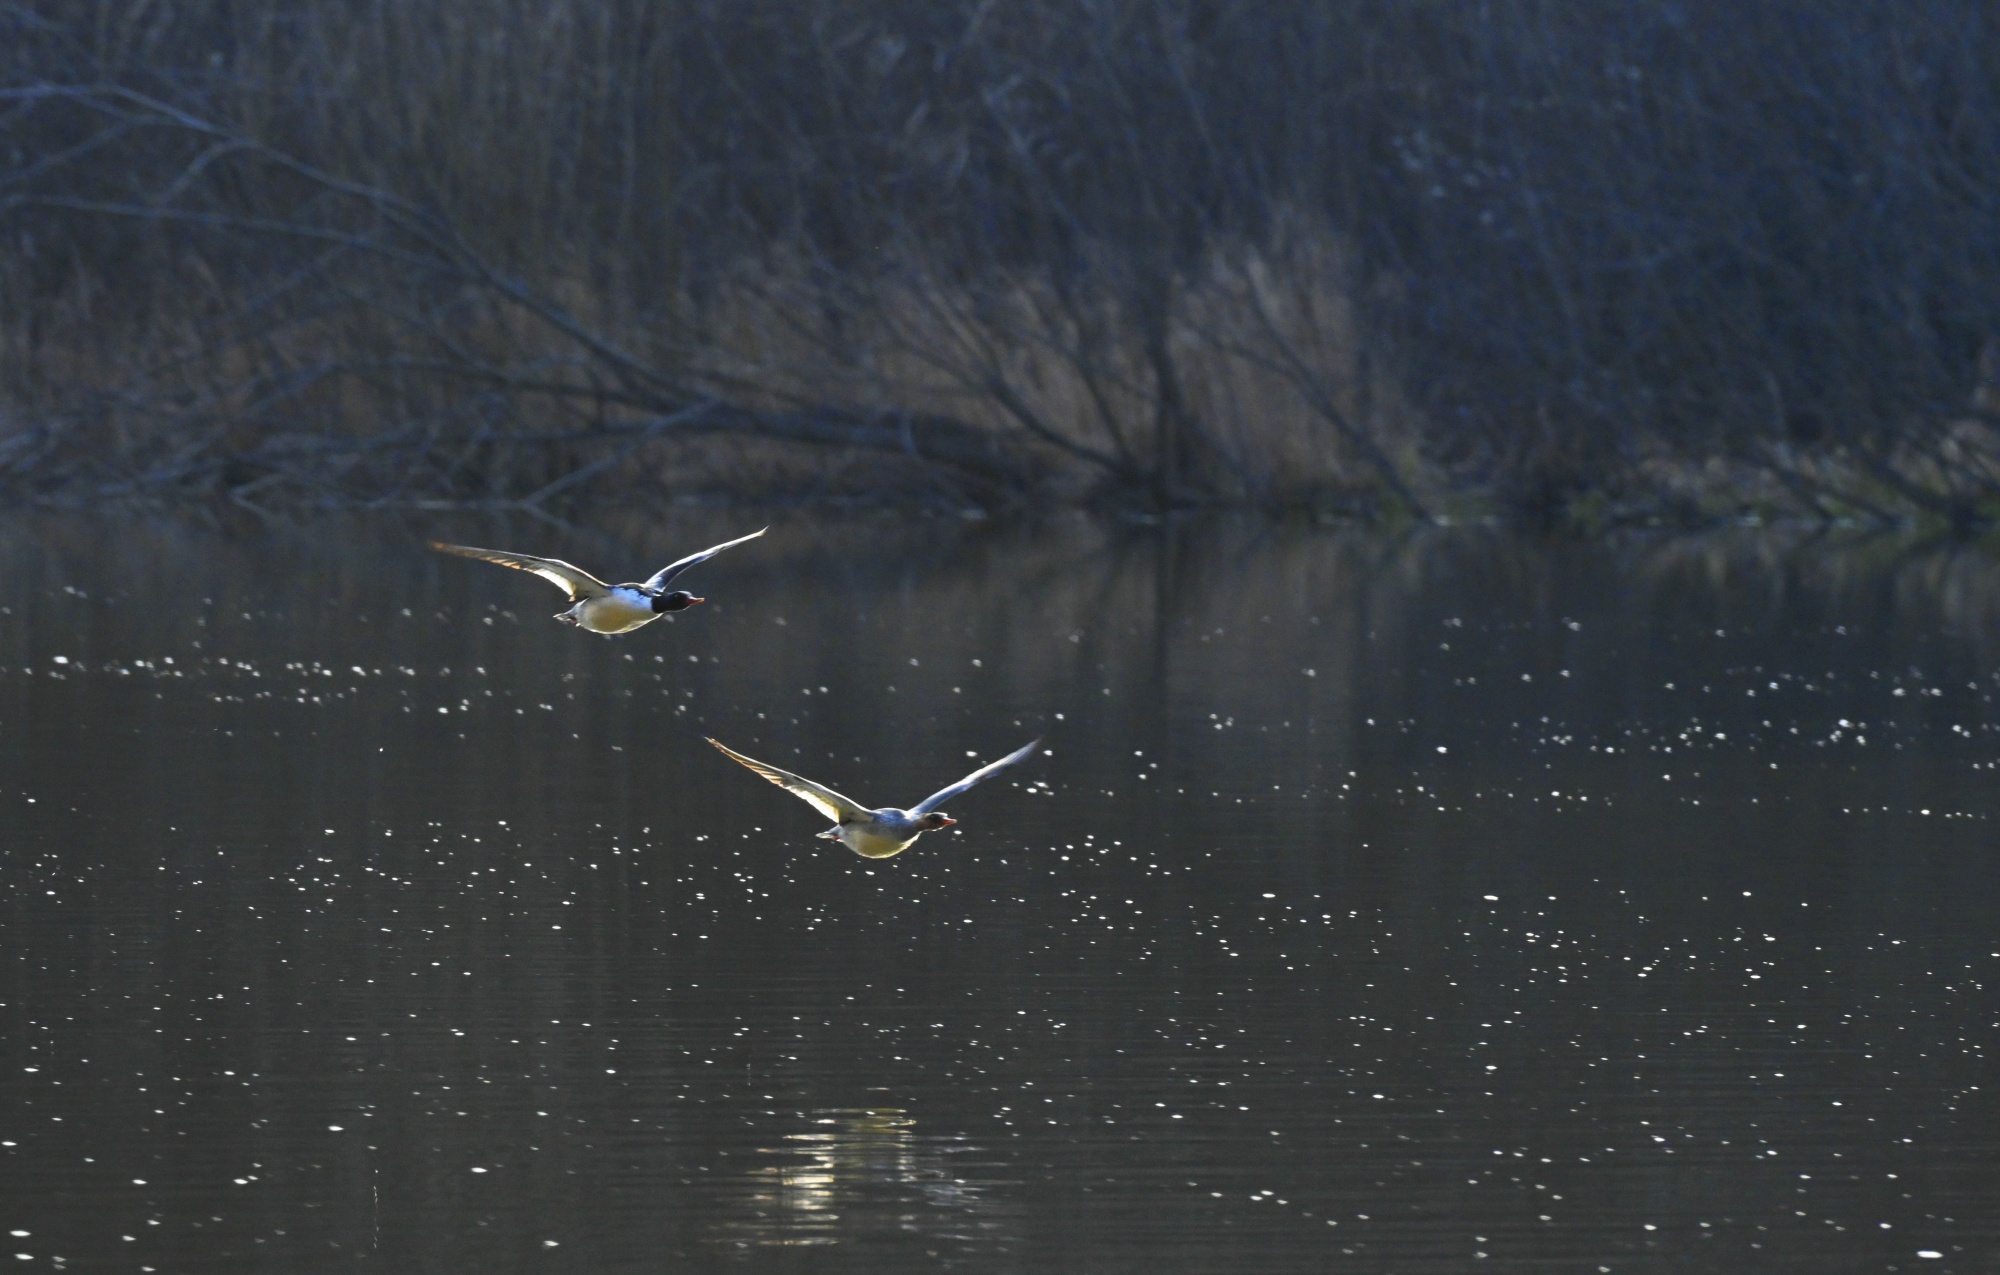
<box><xmin>706</xmin><ymin>737</ymin><xmax>1042</xmax><ymax>858</ymax></box>
<box><xmin>429</xmin><ymin>528</ymin><xmax>765</xmax><ymax>635</ymax></box>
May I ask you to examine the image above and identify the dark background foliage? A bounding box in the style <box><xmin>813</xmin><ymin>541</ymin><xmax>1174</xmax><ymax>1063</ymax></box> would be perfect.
<box><xmin>4</xmin><ymin>1</ymin><xmax>1999</xmax><ymax>518</ymax></box>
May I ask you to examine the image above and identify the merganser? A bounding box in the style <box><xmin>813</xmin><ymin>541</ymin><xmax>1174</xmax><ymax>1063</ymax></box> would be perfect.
<box><xmin>705</xmin><ymin>737</ymin><xmax>1041</xmax><ymax>858</ymax></box>
<box><xmin>430</xmin><ymin>528</ymin><xmax>765</xmax><ymax>634</ymax></box>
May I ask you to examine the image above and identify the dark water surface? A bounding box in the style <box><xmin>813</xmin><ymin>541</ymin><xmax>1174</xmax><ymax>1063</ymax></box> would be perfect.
<box><xmin>3</xmin><ymin>513</ymin><xmax>1999</xmax><ymax>1272</ymax></box>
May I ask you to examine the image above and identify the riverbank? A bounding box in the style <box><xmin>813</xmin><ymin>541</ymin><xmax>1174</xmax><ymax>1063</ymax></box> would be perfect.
<box><xmin>6</xmin><ymin>2</ymin><xmax>2000</xmax><ymax>525</ymax></box>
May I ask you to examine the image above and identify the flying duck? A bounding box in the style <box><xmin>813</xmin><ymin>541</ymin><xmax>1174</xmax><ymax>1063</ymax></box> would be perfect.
<box><xmin>706</xmin><ymin>737</ymin><xmax>1042</xmax><ymax>858</ymax></box>
<box><xmin>429</xmin><ymin>528</ymin><xmax>765</xmax><ymax>634</ymax></box>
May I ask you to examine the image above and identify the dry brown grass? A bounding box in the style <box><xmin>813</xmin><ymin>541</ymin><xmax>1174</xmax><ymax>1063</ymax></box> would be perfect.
<box><xmin>5</xmin><ymin>0</ymin><xmax>2000</xmax><ymax>524</ymax></box>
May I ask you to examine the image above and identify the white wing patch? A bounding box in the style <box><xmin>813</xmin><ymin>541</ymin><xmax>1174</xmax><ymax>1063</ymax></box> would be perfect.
<box><xmin>707</xmin><ymin>738</ymin><xmax>869</xmax><ymax>823</ymax></box>
<box><xmin>430</xmin><ymin>543</ymin><xmax>610</xmax><ymax>601</ymax></box>
<box><xmin>642</xmin><ymin>527</ymin><xmax>767</xmax><ymax>592</ymax></box>
<box><xmin>912</xmin><ymin>739</ymin><xmax>1042</xmax><ymax>814</ymax></box>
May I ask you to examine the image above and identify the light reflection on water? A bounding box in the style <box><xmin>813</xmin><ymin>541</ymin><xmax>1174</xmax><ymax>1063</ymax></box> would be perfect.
<box><xmin>0</xmin><ymin>514</ymin><xmax>1998</xmax><ymax>1271</ymax></box>
<box><xmin>713</xmin><ymin>1108</ymin><xmax>1012</xmax><ymax>1252</ymax></box>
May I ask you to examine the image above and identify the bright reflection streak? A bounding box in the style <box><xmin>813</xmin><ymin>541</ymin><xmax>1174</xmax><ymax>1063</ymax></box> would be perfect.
<box><xmin>713</xmin><ymin>1108</ymin><xmax>1009</xmax><ymax>1249</ymax></box>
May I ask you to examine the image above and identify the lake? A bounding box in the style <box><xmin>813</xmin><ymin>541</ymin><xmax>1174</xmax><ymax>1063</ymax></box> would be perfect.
<box><xmin>2</xmin><ymin>512</ymin><xmax>1997</xmax><ymax>1272</ymax></box>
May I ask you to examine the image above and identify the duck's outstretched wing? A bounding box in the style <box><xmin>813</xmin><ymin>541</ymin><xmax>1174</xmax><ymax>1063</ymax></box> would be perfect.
<box><xmin>912</xmin><ymin>739</ymin><xmax>1042</xmax><ymax>814</ymax></box>
<box><xmin>642</xmin><ymin>528</ymin><xmax>767</xmax><ymax>592</ymax></box>
<box><xmin>430</xmin><ymin>543</ymin><xmax>609</xmax><ymax>601</ymax></box>
<box><xmin>707</xmin><ymin>738</ymin><xmax>869</xmax><ymax>823</ymax></box>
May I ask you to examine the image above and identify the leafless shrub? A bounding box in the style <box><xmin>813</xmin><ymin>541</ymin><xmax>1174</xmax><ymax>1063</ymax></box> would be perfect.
<box><xmin>3</xmin><ymin>1</ymin><xmax>1998</xmax><ymax>522</ymax></box>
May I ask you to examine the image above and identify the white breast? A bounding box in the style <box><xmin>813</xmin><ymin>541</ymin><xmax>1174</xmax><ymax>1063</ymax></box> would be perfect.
<box><xmin>576</xmin><ymin>589</ymin><xmax>658</xmax><ymax>634</ymax></box>
<box><xmin>840</xmin><ymin>825</ymin><xmax>919</xmax><ymax>858</ymax></box>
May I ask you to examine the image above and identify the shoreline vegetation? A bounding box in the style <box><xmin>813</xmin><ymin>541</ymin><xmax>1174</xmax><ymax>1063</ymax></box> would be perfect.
<box><xmin>5</xmin><ymin>2</ymin><xmax>2000</xmax><ymax>527</ymax></box>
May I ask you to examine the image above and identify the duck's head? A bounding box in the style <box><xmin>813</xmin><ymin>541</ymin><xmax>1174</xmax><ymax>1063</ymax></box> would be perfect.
<box><xmin>918</xmin><ymin>812</ymin><xmax>957</xmax><ymax>830</ymax></box>
<box><xmin>652</xmin><ymin>591</ymin><xmax>705</xmax><ymax>613</ymax></box>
